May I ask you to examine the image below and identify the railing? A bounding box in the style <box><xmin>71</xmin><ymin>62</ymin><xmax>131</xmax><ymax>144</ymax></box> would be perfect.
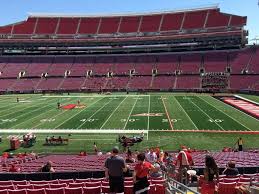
<box><xmin>167</xmin><ymin>178</ymin><xmax>200</xmax><ymax>194</ymax></box>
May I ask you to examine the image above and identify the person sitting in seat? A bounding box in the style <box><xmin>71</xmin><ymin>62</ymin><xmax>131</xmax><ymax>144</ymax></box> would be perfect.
<box><xmin>40</xmin><ymin>161</ymin><xmax>55</xmax><ymax>172</ymax></box>
<box><xmin>9</xmin><ymin>164</ymin><xmax>20</xmax><ymax>172</ymax></box>
<box><xmin>223</xmin><ymin>161</ymin><xmax>239</xmax><ymax>177</ymax></box>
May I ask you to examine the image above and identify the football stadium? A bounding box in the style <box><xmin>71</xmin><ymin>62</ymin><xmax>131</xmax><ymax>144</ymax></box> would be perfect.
<box><xmin>0</xmin><ymin>1</ymin><xmax>258</xmax><ymax>193</ymax></box>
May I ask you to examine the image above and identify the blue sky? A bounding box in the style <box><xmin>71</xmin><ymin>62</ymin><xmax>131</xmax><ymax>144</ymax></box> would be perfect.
<box><xmin>0</xmin><ymin>0</ymin><xmax>258</xmax><ymax>43</ymax></box>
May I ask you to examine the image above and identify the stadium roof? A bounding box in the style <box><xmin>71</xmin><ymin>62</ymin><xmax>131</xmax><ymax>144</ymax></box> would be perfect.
<box><xmin>28</xmin><ymin>5</ymin><xmax>219</xmax><ymax>18</ymax></box>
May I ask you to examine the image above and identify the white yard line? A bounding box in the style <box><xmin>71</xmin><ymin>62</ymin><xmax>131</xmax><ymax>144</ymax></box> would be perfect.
<box><xmin>199</xmin><ymin>96</ymin><xmax>252</xmax><ymax>131</ymax></box>
<box><xmin>100</xmin><ymin>97</ymin><xmax>128</xmax><ymax>129</ymax></box>
<box><xmin>235</xmin><ymin>95</ymin><xmax>259</xmax><ymax>105</ymax></box>
<box><xmin>147</xmin><ymin>95</ymin><xmax>151</xmax><ymax>130</ymax></box>
<box><xmin>76</xmin><ymin>99</ymin><xmax>113</xmax><ymax>129</ymax></box>
<box><xmin>173</xmin><ymin>96</ymin><xmax>198</xmax><ymax>130</ymax></box>
<box><xmin>188</xmin><ymin>98</ymin><xmax>225</xmax><ymax>131</ymax></box>
<box><xmin>123</xmin><ymin>97</ymin><xmax>139</xmax><ymax>130</ymax></box>
<box><xmin>10</xmin><ymin>98</ymin><xmax>70</xmax><ymax>129</ymax></box>
<box><xmin>54</xmin><ymin>97</ymin><xmax>105</xmax><ymax>129</ymax></box>
<box><xmin>0</xmin><ymin>98</ymin><xmax>57</xmax><ymax>121</ymax></box>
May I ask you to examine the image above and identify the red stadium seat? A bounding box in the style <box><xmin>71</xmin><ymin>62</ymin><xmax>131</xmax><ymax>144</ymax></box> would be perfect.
<box><xmin>69</xmin><ymin>183</ymin><xmax>85</xmax><ymax>188</ymax></box>
<box><xmin>148</xmin><ymin>184</ymin><xmax>156</xmax><ymax>194</ymax></box>
<box><xmin>32</xmin><ymin>184</ymin><xmax>50</xmax><ymax>189</ymax></box>
<box><xmin>124</xmin><ymin>185</ymin><xmax>133</xmax><ymax>194</ymax></box>
<box><xmin>27</xmin><ymin>188</ymin><xmax>46</xmax><ymax>194</ymax></box>
<box><xmin>75</xmin><ymin>179</ymin><xmax>90</xmax><ymax>183</ymax></box>
<box><xmin>16</xmin><ymin>184</ymin><xmax>33</xmax><ymax>189</ymax></box>
<box><xmin>45</xmin><ymin>188</ymin><xmax>65</xmax><ymax>194</ymax></box>
<box><xmin>223</xmin><ymin>178</ymin><xmax>239</xmax><ymax>183</ymax></box>
<box><xmin>49</xmin><ymin>183</ymin><xmax>67</xmax><ymax>188</ymax></box>
<box><xmin>83</xmin><ymin>186</ymin><xmax>101</xmax><ymax>194</ymax></box>
<box><xmin>85</xmin><ymin>182</ymin><xmax>101</xmax><ymax>187</ymax></box>
<box><xmin>101</xmin><ymin>186</ymin><xmax>110</xmax><ymax>193</ymax></box>
<box><xmin>0</xmin><ymin>181</ymin><xmax>12</xmax><ymax>186</ymax></box>
<box><xmin>218</xmin><ymin>182</ymin><xmax>237</xmax><ymax>194</ymax></box>
<box><xmin>64</xmin><ymin>187</ymin><xmax>83</xmax><ymax>194</ymax></box>
<box><xmin>155</xmin><ymin>184</ymin><xmax>166</xmax><ymax>194</ymax></box>
<box><xmin>59</xmin><ymin>179</ymin><xmax>74</xmax><ymax>184</ymax></box>
<box><xmin>0</xmin><ymin>190</ymin><xmax>8</xmax><ymax>194</ymax></box>
<box><xmin>0</xmin><ymin>185</ymin><xmax>15</xmax><ymax>190</ymax></box>
<box><xmin>8</xmin><ymin>189</ymin><xmax>27</xmax><ymax>194</ymax></box>
<box><xmin>12</xmin><ymin>181</ymin><xmax>27</xmax><ymax>185</ymax></box>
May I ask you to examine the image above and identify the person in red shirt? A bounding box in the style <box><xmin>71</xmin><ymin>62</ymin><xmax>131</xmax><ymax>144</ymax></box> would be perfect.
<box><xmin>176</xmin><ymin>148</ymin><xmax>194</xmax><ymax>184</ymax></box>
<box><xmin>133</xmin><ymin>153</ymin><xmax>155</xmax><ymax>194</ymax></box>
<box><xmin>9</xmin><ymin>164</ymin><xmax>20</xmax><ymax>173</ymax></box>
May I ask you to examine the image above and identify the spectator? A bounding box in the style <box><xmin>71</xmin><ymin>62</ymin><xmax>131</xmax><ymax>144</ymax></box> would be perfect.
<box><xmin>176</xmin><ymin>147</ymin><xmax>194</xmax><ymax>184</ymax></box>
<box><xmin>146</xmin><ymin>149</ymin><xmax>157</xmax><ymax>164</ymax></box>
<box><xmin>150</xmin><ymin>163</ymin><xmax>163</xmax><ymax>178</ymax></box>
<box><xmin>40</xmin><ymin>161</ymin><xmax>55</xmax><ymax>172</ymax></box>
<box><xmin>236</xmin><ymin>137</ymin><xmax>243</xmax><ymax>151</ymax></box>
<box><xmin>9</xmin><ymin>164</ymin><xmax>20</xmax><ymax>172</ymax></box>
<box><xmin>223</xmin><ymin>161</ymin><xmax>239</xmax><ymax>176</ymax></box>
<box><xmin>133</xmin><ymin>153</ymin><xmax>155</xmax><ymax>194</ymax></box>
<box><xmin>126</xmin><ymin>149</ymin><xmax>135</xmax><ymax>163</ymax></box>
<box><xmin>200</xmin><ymin>155</ymin><xmax>219</xmax><ymax>194</ymax></box>
<box><xmin>104</xmin><ymin>146</ymin><xmax>127</xmax><ymax>194</ymax></box>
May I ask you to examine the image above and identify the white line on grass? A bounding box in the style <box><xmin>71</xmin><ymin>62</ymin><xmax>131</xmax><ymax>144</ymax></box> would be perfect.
<box><xmin>123</xmin><ymin>97</ymin><xmax>139</xmax><ymax>130</ymax></box>
<box><xmin>188</xmin><ymin>98</ymin><xmax>225</xmax><ymax>131</ymax></box>
<box><xmin>147</xmin><ymin>95</ymin><xmax>150</xmax><ymax>130</ymax></box>
<box><xmin>161</xmin><ymin>96</ymin><xmax>174</xmax><ymax>130</ymax></box>
<box><xmin>173</xmin><ymin>96</ymin><xmax>198</xmax><ymax>130</ymax></box>
<box><xmin>100</xmin><ymin>96</ymin><xmax>128</xmax><ymax>129</ymax></box>
<box><xmin>76</xmin><ymin>98</ymin><xmax>113</xmax><ymax>129</ymax></box>
<box><xmin>0</xmin><ymin>98</ymin><xmax>57</xmax><ymax>119</ymax></box>
<box><xmin>235</xmin><ymin>95</ymin><xmax>259</xmax><ymax>105</ymax></box>
<box><xmin>10</xmin><ymin>98</ymin><xmax>70</xmax><ymax>129</ymax></box>
<box><xmin>54</xmin><ymin>97</ymin><xmax>105</xmax><ymax>129</ymax></box>
<box><xmin>43</xmin><ymin>94</ymin><xmax>150</xmax><ymax>98</ymax></box>
<box><xmin>198</xmin><ymin>96</ymin><xmax>252</xmax><ymax>131</ymax></box>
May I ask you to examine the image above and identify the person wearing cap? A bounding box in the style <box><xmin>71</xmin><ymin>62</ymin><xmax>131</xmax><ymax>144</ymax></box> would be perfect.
<box><xmin>104</xmin><ymin>146</ymin><xmax>127</xmax><ymax>193</ymax></box>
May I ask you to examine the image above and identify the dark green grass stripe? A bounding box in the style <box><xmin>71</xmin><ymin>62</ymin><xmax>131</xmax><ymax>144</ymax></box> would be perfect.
<box><xmin>175</xmin><ymin>96</ymin><xmax>221</xmax><ymax>130</ymax></box>
<box><xmin>79</xmin><ymin>97</ymin><xmax>126</xmax><ymax>129</ymax></box>
<box><xmin>166</xmin><ymin>96</ymin><xmax>198</xmax><ymax>130</ymax></box>
<box><xmin>193</xmin><ymin>96</ymin><xmax>248</xmax><ymax>131</ymax></box>
<box><xmin>56</xmin><ymin>97</ymin><xmax>109</xmax><ymax>129</ymax></box>
<box><xmin>149</xmin><ymin>96</ymin><xmax>170</xmax><ymax>130</ymax></box>
<box><xmin>12</xmin><ymin>97</ymin><xmax>76</xmax><ymax>129</ymax></box>
<box><xmin>101</xmin><ymin>96</ymin><xmax>138</xmax><ymax>129</ymax></box>
<box><xmin>125</xmin><ymin>96</ymin><xmax>149</xmax><ymax>130</ymax></box>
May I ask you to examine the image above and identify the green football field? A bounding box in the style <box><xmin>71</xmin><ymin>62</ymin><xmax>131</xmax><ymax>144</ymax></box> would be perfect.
<box><xmin>0</xmin><ymin>93</ymin><xmax>258</xmax><ymax>153</ymax></box>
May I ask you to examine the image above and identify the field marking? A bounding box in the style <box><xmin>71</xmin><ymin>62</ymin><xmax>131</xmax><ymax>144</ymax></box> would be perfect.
<box><xmin>9</xmin><ymin>98</ymin><xmax>71</xmax><ymax>129</ymax></box>
<box><xmin>188</xmin><ymin>97</ymin><xmax>225</xmax><ymax>131</ymax></box>
<box><xmin>54</xmin><ymin>97</ymin><xmax>105</xmax><ymax>129</ymax></box>
<box><xmin>100</xmin><ymin>96</ymin><xmax>128</xmax><ymax>129</ymax></box>
<box><xmin>123</xmin><ymin>97</ymin><xmax>139</xmax><ymax>130</ymax></box>
<box><xmin>161</xmin><ymin>96</ymin><xmax>173</xmax><ymax>130</ymax></box>
<box><xmin>76</xmin><ymin>99</ymin><xmax>113</xmax><ymax>129</ymax></box>
<box><xmin>173</xmin><ymin>96</ymin><xmax>198</xmax><ymax>130</ymax></box>
<box><xmin>0</xmin><ymin>98</ymin><xmax>58</xmax><ymax>122</ymax></box>
<box><xmin>235</xmin><ymin>95</ymin><xmax>259</xmax><ymax>105</ymax></box>
<box><xmin>43</xmin><ymin>95</ymin><xmax>150</xmax><ymax>98</ymax></box>
<box><xmin>147</xmin><ymin>95</ymin><xmax>150</xmax><ymax>130</ymax></box>
<box><xmin>0</xmin><ymin>97</ymin><xmax>44</xmax><ymax>117</ymax></box>
<box><xmin>198</xmin><ymin>96</ymin><xmax>252</xmax><ymax>131</ymax></box>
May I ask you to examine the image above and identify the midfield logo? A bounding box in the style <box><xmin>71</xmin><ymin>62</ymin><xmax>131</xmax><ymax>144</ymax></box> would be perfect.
<box><xmin>132</xmin><ymin>113</ymin><xmax>163</xmax><ymax>117</ymax></box>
